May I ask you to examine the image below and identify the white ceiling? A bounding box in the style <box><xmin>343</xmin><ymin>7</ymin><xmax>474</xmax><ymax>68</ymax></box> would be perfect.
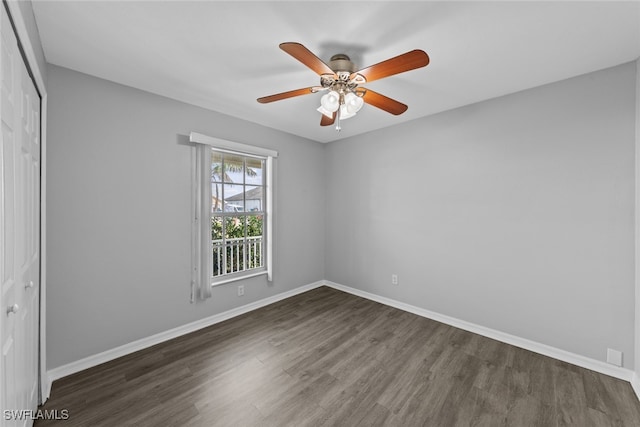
<box><xmin>32</xmin><ymin>1</ymin><xmax>640</xmax><ymax>143</ymax></box>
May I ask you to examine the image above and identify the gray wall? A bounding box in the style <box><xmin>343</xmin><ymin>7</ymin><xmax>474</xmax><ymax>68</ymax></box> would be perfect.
<box><xmin>325</xmin><ymin>63</ymin><xmax>637</xmax><ymax>368</ymax></box>
<box><xmin>46</xmin><ymin>65</ymin><xmax>325</xmax><ymax>369</ymax></box>
<box><xmin>47</xmin><ymin>60</ymin><xmax>637</xmax><ymax>372</ymax></box>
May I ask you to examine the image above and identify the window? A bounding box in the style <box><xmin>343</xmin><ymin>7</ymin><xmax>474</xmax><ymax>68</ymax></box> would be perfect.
<box><xmin>190</xmin><ymin>132</ymin><xmax>277</xmax><ymax>298</ymax></box>
<box><xmin>211</xmin><ymin>151</ymin><xmax>266</xmax><ymax>278</ymax></box>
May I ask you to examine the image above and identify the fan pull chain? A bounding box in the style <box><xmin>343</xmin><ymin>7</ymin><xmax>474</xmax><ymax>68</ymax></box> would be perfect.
<box><xmin>336</xmin><ymin>105</ymin><xmax>342</xmax><ymax>132</ymax></box>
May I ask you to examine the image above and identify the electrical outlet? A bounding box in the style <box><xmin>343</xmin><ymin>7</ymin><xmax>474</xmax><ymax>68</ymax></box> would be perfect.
<box><xmin>607</xmin><ymin>348</ymin><xmax>622</xmax><ymax>367</ymax></box>
<box><xmin>391</xmin><ymin>274</ymin><xmax>398</xmax><ymax>285</ymax></box>
<box><xmin>237</xmin><ymin>285</ymin><xmax>245</xmax><ymax>297</ymax></box>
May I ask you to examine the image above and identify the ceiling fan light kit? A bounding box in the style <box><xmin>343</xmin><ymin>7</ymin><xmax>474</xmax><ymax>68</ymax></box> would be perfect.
<box><xmin>257</xmin><ymin>42</ymin><xmax>430</xmax><ymax>131</ymax></box>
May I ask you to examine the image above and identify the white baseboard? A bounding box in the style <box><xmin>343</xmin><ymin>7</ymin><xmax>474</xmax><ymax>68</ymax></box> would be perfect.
<box><xmin>46</xmin><ymin>280</ymin><xmax>325</xmax><ymax>384</ymax></box>
<box><xmin>42</xmin><ymin>374</ymin><xmax>52</xmax><ymax>402</ymax></box>
<box><xmin>46</xmin><ymin>279</ymin><xmax>637</xmax><ymax>397</ymax></box>
<box><xmin>322</xmin><ymin>280</ymin><xmax>635</xmax><ymax>383</ymax></box>
<box><xmin>632</xmin><ymin>372</ymin><xmax>640</xmax><ymax>401</ymax></box>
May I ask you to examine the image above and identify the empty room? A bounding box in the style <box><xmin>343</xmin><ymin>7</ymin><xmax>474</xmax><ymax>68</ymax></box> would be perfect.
<box><xmin>2</xmin><ymin>1</ymin><xmax>640</xmax><ymax>426</ymax></box>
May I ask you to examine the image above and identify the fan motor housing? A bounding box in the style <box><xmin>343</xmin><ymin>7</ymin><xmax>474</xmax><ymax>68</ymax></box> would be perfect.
<box><xmin>329</xmin><ymin>54</ymin><xmax>356</xmax><ymax>73</ymax></box>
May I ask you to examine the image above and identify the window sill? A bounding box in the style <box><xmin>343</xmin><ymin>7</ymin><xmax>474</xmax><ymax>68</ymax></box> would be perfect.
<box><xmin>211</xmin><ymin>269</ymin><xmax>268</xmax><ymax>287</ymax></box>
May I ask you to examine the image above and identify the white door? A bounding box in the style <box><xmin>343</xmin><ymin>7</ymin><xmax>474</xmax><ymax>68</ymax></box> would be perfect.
<box><xmin>1</xmin><ymin>4</ymin><xmax>41</xmax><ymax>427</ymax></box>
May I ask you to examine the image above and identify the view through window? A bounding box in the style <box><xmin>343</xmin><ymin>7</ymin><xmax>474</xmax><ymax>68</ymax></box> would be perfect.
<box><xmin>210</xmin><ymin>151</ymin><xmax>266</xmax><ymax>278</ymax></box>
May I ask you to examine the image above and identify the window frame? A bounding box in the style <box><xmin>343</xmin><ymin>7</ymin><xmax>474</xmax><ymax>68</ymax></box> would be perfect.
<box><xmin>211</xmin><ymin>151</ymin><xmax>267</xmax><ymax>284</ymax></box>
<box><xmin>190</xmin><ymin>132</ymin><xmax>277</xmax><ymax>289</ymax></box>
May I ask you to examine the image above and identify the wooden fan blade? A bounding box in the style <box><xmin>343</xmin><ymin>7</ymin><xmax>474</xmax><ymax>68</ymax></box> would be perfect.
<box><xmin>257</xmin><ymin>87</ymin><xmax>317</xmax><ymax>103</ymax></box>
<box><xmin>362</xmin><ymin>89</ymin><xmax>408</xmax><ymax>115</ymax></box>
<box><xmin>280</xmin><ymin>42</ymin><xmax>336</xmax><ymax>77</ymax></box>
<box><xmin>320</xmin><ymin>112</ymin><xmax>336</xmax><ymax>126</ymax></box>
<box><xmin>351</xmin><ymin>50</ymin><xmax>429</xmax><ymax>83</ymax></box>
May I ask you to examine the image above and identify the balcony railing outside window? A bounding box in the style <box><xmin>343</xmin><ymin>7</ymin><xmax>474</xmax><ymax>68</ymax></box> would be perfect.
<box><xmin>212</xmin><ymin>236</ymin><xmax>263</xmax><ymax>277</ymax></box>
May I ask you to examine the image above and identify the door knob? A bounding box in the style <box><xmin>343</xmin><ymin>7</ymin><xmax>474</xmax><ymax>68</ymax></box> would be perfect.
<box><xmin>7</xmin><ymin>304</ymin><xmax>19</xmax><ymax>315</ymax></box>
<box><xmin>25</xmin><ymin>281</ymin><xmax>34</xmax><ymax>289</ymax></box>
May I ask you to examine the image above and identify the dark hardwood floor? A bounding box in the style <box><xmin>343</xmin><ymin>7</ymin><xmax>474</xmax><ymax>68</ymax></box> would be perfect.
<box><xmin>37</xmin><ymin>286</ymin><xmax>640</xmax><ymax>426</ymax></box>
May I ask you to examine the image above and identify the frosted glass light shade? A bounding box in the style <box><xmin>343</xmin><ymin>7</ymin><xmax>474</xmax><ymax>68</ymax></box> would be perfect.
<box><xmin>317</xmin><ymin>105</ymin><xmax>334</xmax><ymax>118</ymax></box>
<box><xmin>344</xmin><ymin>92</ymin><xmax>364</xmax><ymax>114</ymax></box>
<box><xmin>320</xmin><ymin>91</ymin><xmax>340</xmax><ymax>112</ymax></box>
<box><xmin>339</xmin><ymin>105</ymin><xmax>356</xmax><ymax>120</ymax></box>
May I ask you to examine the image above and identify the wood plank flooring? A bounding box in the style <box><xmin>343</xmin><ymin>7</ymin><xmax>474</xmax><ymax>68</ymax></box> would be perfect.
<box><xmin>36</xmin><ymin>286</ymin><xmax>640</xmax><ymax>426</ymax></box>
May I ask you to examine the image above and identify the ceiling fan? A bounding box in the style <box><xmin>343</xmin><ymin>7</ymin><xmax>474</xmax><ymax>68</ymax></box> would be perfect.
<box><xmin>257</xmin><ymin>42</ymin><xmax>430</xmax><ymax>131</ymax></box>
